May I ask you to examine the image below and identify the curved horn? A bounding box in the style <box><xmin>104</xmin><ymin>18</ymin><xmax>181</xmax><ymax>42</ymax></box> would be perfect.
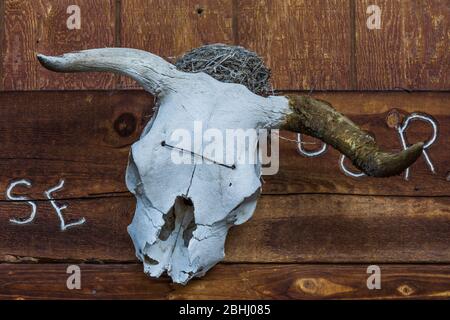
<box><xmin>37</xmin><ymin>48</ymin><xmax>181</xmax><ymax>95</ymax></box>
<box><xmin>278</xmin><ymin>95</ymin><xmax>423</xmax><ymax>177</ymax></box>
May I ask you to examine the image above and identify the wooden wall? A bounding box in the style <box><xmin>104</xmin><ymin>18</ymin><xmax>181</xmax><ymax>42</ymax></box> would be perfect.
<box><xmin>0</xmin><ymin>0</ymin><xmax>449</xmax><ymax>299</ymax></box>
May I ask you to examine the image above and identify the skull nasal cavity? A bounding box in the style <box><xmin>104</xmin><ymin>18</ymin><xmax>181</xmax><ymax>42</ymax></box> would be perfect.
<box><xmin>158</xmin><ymin>207</ymin><xmax>176</xmax><ymax>241</ymax></box>
<box><xmin>158</xmin><ymin>197</ymin><xmax>197</xmax><ymax>247</ymax></box>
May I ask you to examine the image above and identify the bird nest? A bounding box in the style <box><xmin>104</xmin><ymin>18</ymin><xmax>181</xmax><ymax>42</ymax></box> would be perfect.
<box><xmin>175</xmin><ymin>44</ymin><xmax>272</xmax><ymax>96</ymax></box>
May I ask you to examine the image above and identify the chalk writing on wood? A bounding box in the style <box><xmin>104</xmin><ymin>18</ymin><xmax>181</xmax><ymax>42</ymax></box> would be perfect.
<box><xmin>45</xmin><ymin>180</ymin><xmax>86</xmax><ymax>231</ymax></box>
<box><xmin>7</xmin><ymin>179</ymin><xmax>86</xmax><ymax>231</ymax></box>
<box><xmin>398</xmin><ymin>114</ymin><xmax>438</xmax><ymax>180</ymax></box>
<box><xmin>296</xmin><ymin>133</ymin><xmax>328</xmax><ymax>157</ymax></box>
<box><xmin>296</xmin><ymin>112</ymin><xmax>439</xmax><ymax>180</ymax></box>
<box><xmin>339</xmin><ymin>155</ymin><xmax>365</xmax><ymax>178</ymax></box>
<box><xmin>7</xmin><ymin>179</ymin><xmax>37</xmax><ymax>224</ymax></box>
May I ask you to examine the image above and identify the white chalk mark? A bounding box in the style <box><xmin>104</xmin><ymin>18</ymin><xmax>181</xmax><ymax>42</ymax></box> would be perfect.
<box><xmin>339</xmin><ymin>155</ymin><xmax>366</xmax><ymax>178</ymax></box>
<box><xmin>7</xmin><ymin>179</ymin><xmax>37</xmax><ymax>225</ymax></box>
<box><xmin>398</xmin><ymin>113</ymin><xmax>438</xmax><ymax>180</ymax></box>
<box><xmin>45</xmin><ymin>180</ymin><xmax>86</xmax><ymax>231</ymax></box>
<box><xmin>296</xmin><ymin>133</ymin><xmax>328</xmax><ymax>157</ymax></box>
<box><xmin>422</xmin><ymin>151</ymin><xmax>435</xmax><ymax>174</ymax></box>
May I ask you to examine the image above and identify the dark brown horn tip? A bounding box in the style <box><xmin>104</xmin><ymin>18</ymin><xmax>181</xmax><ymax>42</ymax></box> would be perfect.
<box><xmin>363</xmin><ymin>142</ymin><xmax>424</xmax><ymax>177</ymax></box>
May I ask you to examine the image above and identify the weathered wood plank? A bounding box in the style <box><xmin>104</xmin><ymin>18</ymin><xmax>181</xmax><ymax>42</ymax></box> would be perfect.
<box><xmin>355</xmin><ymin>0</ymin><xmax>450</xmax><ymax>90</ymax></box>
<box><xmin>0</xmin><ymin>194</ymin><xmax>448</xmax><ymax>263</ymax></box>
<box><xmin>226</xmin><ymin>194</ymin><xmax>450</xmax><ymax>263</ymax></box>
<box><xmin>119</xmin><ymin>0</ymin><xmax>234</xmax><ymax>89</ymax></box>
<box><xmin>0</xmin><ymin>91</ymin><xmax>447</xmax><ymax>199</ymax></box>
<box><xmin>0</xmin><ymin>264</ymin><xmax>448</xmax><ymax>299</ymax></box>
<box><xmin>0</xmin><ymin>197</ymin><xmax>135</xmax><ymax>262</ymax></box>
<box><xmin>237</xmin><ymin>0</ymin><xmax>352</xmax><ymax>90</ymax></box>
<box><xmin>1</xmin><ymin>0</ymin><xmax>116</xmax><ymax>90</ymax></box>
<box><xmin>0</xmin><ymin>0</ymin><xmax>5</xmax><ymax>91</ymax></box>
<box><xmin>0</xmin><ymin>91</ymin><xmax>152</xmax><ymax>200</ymax></box>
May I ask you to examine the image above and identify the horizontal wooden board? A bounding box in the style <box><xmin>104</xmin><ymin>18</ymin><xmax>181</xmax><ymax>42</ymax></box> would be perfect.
<box><xmin>1</xmin><ymin>0</ymin><xmax>116</xmax><ymax>90</ymax></box>
<box><xmin>237</xmin><ymin>0</ymin><xmax>352</xmax><ymax>90</ymax></box>
<box><xmin>119</xmin><ymin>0</ymin><xmax>234</xmax><ymax>89</ymax></box>
<box><xmin>355</xmin><ymin>0</ymin><xmax>450</xmax><ymax>90</ymax></box>
<box><xmin>227</xmin><ymin>194</ymin><xmax>450</xmax><ymax>263</ymax></box>
<box><xmin>0</xmin><ymin>0</ymin><xmax>4</xmax><ymax>91</ymax></box>
<box><xmin>0</xmin><ymin>91</ymin><xmax>153</xmax><ymax>200</ymax></box>
<box><xmin>0</xmin><ymin>194</ymin><xmax>448</xmax><ymax>263</ymax></box>
<box><xmin>0</xmin><ymin>264</ymin><xmax>448</xmax><ymax>299</ymax></box>
<box><xmin>2</xmin><ymin>1</ymin><xmax>448</xmax><ymax>91</ymax></box>
<box><xmin>0</xmin><ymin>91</ymin><xmax>448</xmax><ymax>200</ymax></box>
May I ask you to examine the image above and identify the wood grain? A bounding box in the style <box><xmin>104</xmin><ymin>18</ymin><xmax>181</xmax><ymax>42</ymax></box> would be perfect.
<box><xmin>0</xmin><ymin>91</ymin><xmax>153</xmax><ymax>200</ymax></box>
<box><xmin>0</xmin><ymin>264</ymin><xmax>448</xmax><ymax>299</ymax></box>
<box><xmin>226</xmin><ymin>194</ymin><xmax>450</xmax><ymax>263</ymax></box>
<box><xmin>0</xmin><ymin>194</ymin><xmax>448</xmax><ymax>263</ymax></box>
<box><xmin>0</xmin><ymin>91</ymin><xmax>447</xmax><ymax>200</ymax></box>
<box><xmin>237</xmin><ymin>0</ymin><xmax>352</xmax><ymax>90</ymax></box>
<box><xmin>119</xmin><ymin>0</ymin><xmax>234</xmax><ymax>89</ymax></box>
<box><xmin>1</xmin><ymin>0</ymin><xmax>115</xmax><ymax>90</ymax></box>
<box><xmin>355</xmin><ymin>0</ymin><xmax>450</xmax><ymax>90</ymax></box>
<box><xmin>0</xmin><ymin>0</ymin><xmax>5</xmax><ymax>91</ymax></box>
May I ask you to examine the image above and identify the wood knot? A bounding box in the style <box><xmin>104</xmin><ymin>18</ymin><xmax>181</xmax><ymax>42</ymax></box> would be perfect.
<box><xmin>386</xmin><ymin>109</ymin><xmax>402</xmax><ymax>128</ymax></box>
<box><xmin>297</xmin><ymin>278</ymin><xmax>318</xmax><ymax>294</ymax></box>
<box><xmin>114</xmin><ymin>113</ymin><xmax>137</xmax><ymax>137</ymax></box>
<box><xmin>196</xmin><ymin>6</ymin><xmax>204</xmax><ymax>15</ymax></box>
<box><xmin>397</xmin><ymin>284</ymin><xmax>415</xmax><ymax>296</ymax></box>
<box><xmin>292</xmin><ymin>277</ymin><xmax>355</xmax><ymax>297</ymax></box>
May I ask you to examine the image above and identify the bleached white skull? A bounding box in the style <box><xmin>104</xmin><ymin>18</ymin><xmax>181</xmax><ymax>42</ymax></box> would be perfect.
<box><xmin>37</xmin><ymin>48</ymin><xmax>424</xmax><ymax>284</ymax></box>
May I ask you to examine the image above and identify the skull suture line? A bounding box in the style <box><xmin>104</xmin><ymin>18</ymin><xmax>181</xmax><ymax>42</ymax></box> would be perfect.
<box><xmin>37</xmin><ymin>47</ymin><xmax>424</xmax><ymax>284</ymax></box>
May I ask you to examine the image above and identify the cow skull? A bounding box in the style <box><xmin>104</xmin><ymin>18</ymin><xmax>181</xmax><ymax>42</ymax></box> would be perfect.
<box><xmin>37</xmin><ymin>48</ymin><xmax>423</xmax><ymax>284</ymax></box>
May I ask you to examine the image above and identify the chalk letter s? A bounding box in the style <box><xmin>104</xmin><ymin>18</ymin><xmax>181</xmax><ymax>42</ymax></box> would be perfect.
<box><xmin>7</xmin><ymin>179</ymin><xmax>37</xmax><ymax>225</ymax></box>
